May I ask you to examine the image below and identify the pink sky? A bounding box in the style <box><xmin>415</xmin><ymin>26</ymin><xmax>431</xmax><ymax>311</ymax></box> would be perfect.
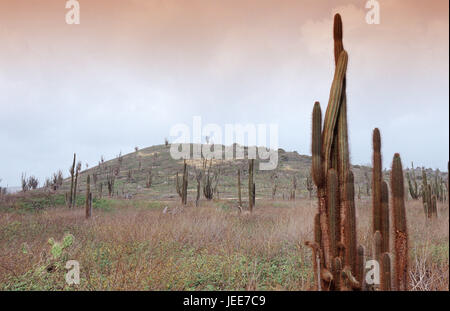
<box><xmin>0</xmin><ymin>0</ymin><xmax>448</xmax><ymax>185</ymax></box>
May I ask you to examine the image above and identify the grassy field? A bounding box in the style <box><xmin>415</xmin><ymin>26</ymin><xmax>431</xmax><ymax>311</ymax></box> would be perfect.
<box><xmin>0</xmin><ymin>194</ymin><xmax>448</xmax><ymax>291</ymax></box>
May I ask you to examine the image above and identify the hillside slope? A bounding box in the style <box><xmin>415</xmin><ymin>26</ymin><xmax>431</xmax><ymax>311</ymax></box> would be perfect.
<box><xmin>59</xmin><ymin>144</ymin><xmax>384</xmax><ymax>202</ymax></box>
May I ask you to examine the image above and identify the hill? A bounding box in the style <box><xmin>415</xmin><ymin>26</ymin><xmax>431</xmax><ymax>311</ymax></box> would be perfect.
<box><xmin>56</xmin><ymin>144</ymin><xmax>391</xmax><ymax>203</ymax></box>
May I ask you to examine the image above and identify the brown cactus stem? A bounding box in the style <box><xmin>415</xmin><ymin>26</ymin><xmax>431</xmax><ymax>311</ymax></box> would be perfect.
<box><xmin>373</xmin><ymin>231</ymin><xmax>382</xmax><ymax>264</ymax></box>
<box><xmin>356</xmin><ymin>245</ymin><xmax>366</xmax><ymax>291</ymax></box>
<box><xmin>317</xmin><ymin>187</ymin><xmax>332</xmax><ymax>272</ymax></box>
<box><xmin>333</xmin><ymin>257</ymin><xmax>343</xmax><ymax>290</ymax></box>
<box><xmin>333</xmin><ymin>14</ymin><xmax>344</xmax><ymax>66</ymax></box>
<box><xmin>85</xmin><ymin>175</ymin><xmax>91</xmax><ymax>219</ymax></box>
<box><xmin>431</xmin><ymin>195</ymin><xmax>438</xmax><ymax>218</ymax></box>
<box><xmin>337</xmin><ymin>98</ymin><xmax>349</xmax><ymax>239</ymax></box>
<box><xmin>312</xmin><ymin>102</ymin><xmax>324</xmax><ymax>188</ymax></box>
<box><xmin>371</xmin><ymin>230</ymin><xmax>383</xmax><ymax>291</ymax></box>
<box><xmin>305</xmin><ymin>241</ymin><xmax>321</xmax><ymax>291</ymax></box>
<box><xmin>237</xmin><ymin>169</ymin><xmax>242</xmax><ymax>207</ymax></box>
<box><xmin>321</xmin><ymin>267</ymin><xmax>333</xmax><ymax>290</ymax></box>
<box><xmin>314</xmin><ymin>213</ymin><xmax>322</xmax><ymax>245</ymax></box>
<box><xmin>380</xmin><ymin>253</ymin><xmax>392</xmax><ymax>291</ymax></box>
<box><xmin>381</xmin><ymin>181</ymin><xmax>390</xmax><ymax>253</ymax></box>
<box><xmin>391</xmin><ymin>153</ymin><xmax>409</xmax><ymax>291</ymax></box>
<box><xmin>69</xmin><ymin>153</ymin><xmax>76</xmax><ymax>208</ymax></box>
<box><xmin>333</xmin><ymin>14</ymin><xmax>350</xmax><ymax>247</ymax></box>
<box><xmin>342</xmin><ymin>265</ymin><xmax>360</xmax><ymax>291</ymax></box>
<box><xmin>248</xmin><ymin>159</ymin><xmax>254</xmax><ymax>212</ymax></box>
<box><xmin>427</xmin><ymin>184</ymin><xmax>433</xmax><ymax>218</ymax></box>
<box><xmin>181</xmin><ymin>160</ymin><xmax>188</xmax><ymax>205</ymax></box>
<box><xmin>327</xmin><ymin>169</ymin><xmax>340</xmax><ymax>261</ymax></box>
<box><xmin>343</xmin><ymin>170</ymin><xmax>357</xmax><ymax>273</ymax></box>
<box><xmin>73</xmin><ymin>162</ymin><xmax>81</xmax><ymax>208</ymax></box>
<box><xmin>372</xmin><ymin>128</ymin><xmax>383</xmax><ymax>234</ymax></box>
<box><xmin>322</xmin><ymin>50</ymin><xmax>348</xmax><ymax>176</ymax></box>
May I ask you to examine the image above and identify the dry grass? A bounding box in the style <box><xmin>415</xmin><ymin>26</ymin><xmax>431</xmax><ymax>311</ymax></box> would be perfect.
<box><xmin>0</xmin><ymin>197</ymin><xmax>448</xmax><ymax>291</ymax></box>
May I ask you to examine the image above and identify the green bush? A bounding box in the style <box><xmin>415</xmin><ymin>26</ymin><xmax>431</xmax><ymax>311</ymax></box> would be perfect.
<box><xmin>92</xmin><ymin>198</ymin><xmax>113</xmax><ymax>212</ymax></box>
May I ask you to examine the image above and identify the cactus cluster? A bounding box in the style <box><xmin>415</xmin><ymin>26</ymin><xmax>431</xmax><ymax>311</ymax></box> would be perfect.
<box><xmin>307</xmin><ymin>14</ymin><xmax>359</xmax><ymax>291</ymax></box>
<box><xmin>48</xmin><ymin>233</ymin><xmax>74</xmax><ymax>260</ymax></box>
<box><xmin>371</xmin><ymin>129</ymin><xmax>391</xmax><ymax>291</ymax></box>
<box><xmin>306</xmin><ymin>14</ymin><xmax>409</xmax><ymax>291</ymax></box>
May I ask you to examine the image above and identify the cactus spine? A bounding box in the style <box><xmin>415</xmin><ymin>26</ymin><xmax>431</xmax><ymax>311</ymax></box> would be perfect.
<box><xmin>391</xmin><ymin>153</ymin><xmax>409</xmax><ymax>291</ymax></box>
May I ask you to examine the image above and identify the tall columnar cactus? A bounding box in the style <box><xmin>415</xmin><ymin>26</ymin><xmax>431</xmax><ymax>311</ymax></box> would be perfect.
<box><xmin>181</xmin><ymin>160</ymin><xmax>188</xmax><ymax>205</ymax></box>
<box><xmin>202</xmin><ymin>159</ymin><xmax>216</xmax><ymax>200</ymax></box>
<box><xmin>432</xmin><ymin>170</ymin><xmax>442</xmax><ymax>202</ymax></box>
<box><xmin>176</xmin><ymin>172</ymin><xmax>182</xmax><ymax>197</ymax></box>
<box><xmin>372</xmin><ymin>129</ymin><xmax>383</xmax><ymax>235</ymax></box>
<box><xmin>248</xmin><ymin>159</ymin><xmax>255</xmax><ymax>212</ymax></box>
<box><xmin>371</xmin><ymin>129</ymin><xmax>390</xmax><ymax>255</ymax></box>
<box><xmin>146</xmin><ymin>170</ymin><xmax>153</xmax><ymax>189</ymax></box>
<box><xmin>85</xmin><ymin>175</ymin><xmax>92</xmax><ymax>219</ymax></box>
<box><xmin>237</xmin><ymin>169</ymin><xmax>242</xmax><ymax>207</ymax></box>
<box><xmin>73</xmin><ymin>162</ymin><xmax>82</xmax><ymax>208</ymax></box>
<box><xmin>431</xmin><ymin>195</ymin><xmax>438</xmax><ymax>218</ymax></box>
<box><xmin>69</xmin><ymin>153</ymin><xmax>76</xmax><ymax>208</ymax></box>
<box><xmin>406</xmin><ymin>162</ymin><xmax>419</xmax><ymax>200</ymax></box>
<box><xmin>422</xmin><ymin>169</ymin><xmax>434</xmax><ymax>219</ymax></box>
<box><xmin>391</xmin><ymin>153</ymin><xmax>409</xmax><ymax>291</ymax></box>
<box><xmin>369</xmin><ymin>130</ymin><xmax>391</xmax><ymax>291</ymax></box>
<box><xmin>445</xmin><ymin>161</ymin><xmax>450</xmax><ymax>202</ymax></box>
<box><xmin>312</xmin><ymin>102</ymin><xmax>324</xmax><ymax>188</ymax></box>
<box><xmin>380</xmin><ymin>181</ymin><xmax>390</xmax><ymax>253</ymax></box>
<box><xmin>307</xmin><ymin>14</ymin><xmax>359</xmax><ymax>291</ymax></box>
